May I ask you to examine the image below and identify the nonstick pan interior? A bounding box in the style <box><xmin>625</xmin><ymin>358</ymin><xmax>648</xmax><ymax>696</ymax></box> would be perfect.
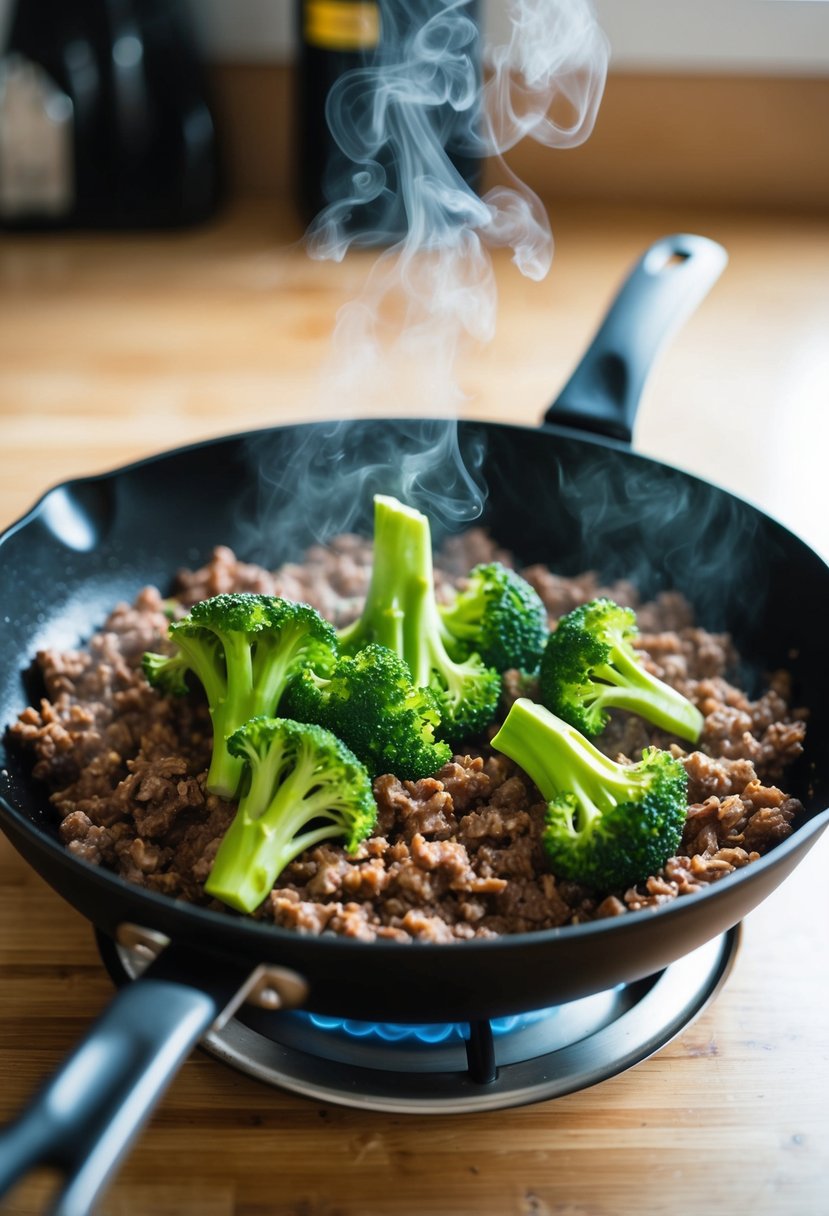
<box><xmin>1</xmin><ymin>415</ymin><xmax>827</xmax><ymax>1023</ymax></box>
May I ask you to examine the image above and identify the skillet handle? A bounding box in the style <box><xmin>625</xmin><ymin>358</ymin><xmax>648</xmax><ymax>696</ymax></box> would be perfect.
<box><xmin>0</xmin><ymin>941</ymin><xmax>255</xmax><ymax>1216</ymax></box>
<box><xmin>546</xmin><ymin>233</ymin><xmax>728</xmax><ymax>444</ymax></box>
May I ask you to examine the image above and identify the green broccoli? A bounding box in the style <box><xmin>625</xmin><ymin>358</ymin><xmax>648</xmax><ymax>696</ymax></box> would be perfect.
<box><xmin>205</xmin><ymin>716</ymin><xmax>376</xmax><ymax>914</ymax></box>
<box><xmin>285</xmin><ymin>642</ymin><xmax>452</xmax><ymax>780</ymax></box>
<box><xmin>143</xmin><ymin>593</ymin><xmax>337</xmax><ymax>799</ymax></box>
<box><xmin>438</xmin><ymin>562</ymin><xmax>549</xmax><ymax>673</ymax></box>
<box><xmin>539</xmin><ymin>597</ymin><xmax>704</xmax><ymax>743</ymax></box>
<box><xmin>491</xmin><ymin>698</ymin><xmax>688</xmax><ymax>891</ymax></box>
<box><xmin>338</xmin><ymin>496</ymin><xmax>501</xmax><ymax>743</ymax></box>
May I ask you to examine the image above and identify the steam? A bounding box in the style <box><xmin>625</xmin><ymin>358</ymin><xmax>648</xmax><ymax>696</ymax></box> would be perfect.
<box><xmin>305</xmin><ymin>0</ymin><xmax>609</xmax><ymax>435</ymax></box>
<box><xmin>236</xmin><ymin>417</ymin><xmax>488</xmax><ymax>562</ymax></box>
<box><xmin>484</xmin><ymin>0</ymin><xmax>607</xmax><ymax>154</ymax></box>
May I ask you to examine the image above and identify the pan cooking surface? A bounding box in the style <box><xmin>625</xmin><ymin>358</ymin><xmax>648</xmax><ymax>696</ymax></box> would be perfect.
<box><xmin>1</xmin><ymin>420</ymin><xmax>828</xmax><ymax>1022</ymax></box>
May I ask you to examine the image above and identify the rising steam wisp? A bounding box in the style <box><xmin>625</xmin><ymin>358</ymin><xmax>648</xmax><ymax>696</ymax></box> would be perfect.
<box><xmin>307</xmin><ymin>0</ymin><xmax>609</xmax><ymax>431</ymax></box>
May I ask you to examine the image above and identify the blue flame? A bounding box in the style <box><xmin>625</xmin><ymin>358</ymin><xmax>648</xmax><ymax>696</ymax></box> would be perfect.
<box><xmin>300</xmin><ymin>1008</ymin><xmax>556</xmax><ymax>1044</ymax></box>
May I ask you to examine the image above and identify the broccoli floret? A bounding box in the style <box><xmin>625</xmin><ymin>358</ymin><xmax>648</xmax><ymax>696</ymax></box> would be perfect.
<box><xmin>539</xmin><ymin>597</ymin><xmax>704</xmax><ymax>743</ymax></box>
<box><xmin>439</xmin><ymin>562</ymin><xmax>549</xmax><ymax>673</ymax></box>
<box><xmin>491</xmin><ymin>698</ymin><xmax>688</xmax><ymax>891</ymax></box>
<box><xmin>285</xmin><ymin>642</ymin><xmax>452</xmax><ymax>780</ymax></box>
<box><xmin>142</xmin><ymin>593</ymin><xmax>337</xmax><ymax>799</ymax></box>
<box><xmin>338</xmin><ymin>496</ymin><xmax>501</xmax><ymax>743</ymax></box>
<box><xmin>204</xmin><ymin>716</ymin><xmax>376</xmax><ymax>914</ymax></box>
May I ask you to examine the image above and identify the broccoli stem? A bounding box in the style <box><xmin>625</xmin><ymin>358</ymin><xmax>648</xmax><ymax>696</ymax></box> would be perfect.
<box><xmin>340</xmin><ymin>497</ymin><xmax>425</xmax><ymax>662</ymax></box>
<box><xmin>183</xmin><ymin>627</ymin><xmax>318</xmax><ymax>799</ymax></box>
<box><xmin>490</xmin><ymin>698</ymin><xmax>643</xmax><ymax>830</ymax></box>
<box><xmin>174</xmin><ymin>633</ymin><xmax>246</xmax><ymax>797</ymax></box>
<box><xmin>206</xmin><ymin>742</ymin><xmax>350</xmax><ymax>913</ymax></box>
<box><xmin>592</xmin><ymin>640</ymin><xmax>704</xmax><ymax>742</ymax></box>
<box><xmin>338</xmin><ymin>496</ymin><xmax>502</xmax><ymax>741</ymax></box>
<box><xmin>340</xmin><ymin>496</ymin><xmax>458</xmax><ymax>691</ymax></box>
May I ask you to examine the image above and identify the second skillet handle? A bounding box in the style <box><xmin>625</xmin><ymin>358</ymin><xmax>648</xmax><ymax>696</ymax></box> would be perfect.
<box><xmin>0</xmin><ymin>941</ymin><xmax>256</xmax><ymax>1216</ymax></box>
<box><xmin>546</xmin><ymin>233</ymin><xmax>728</xmax><ymax>444</ymax></box>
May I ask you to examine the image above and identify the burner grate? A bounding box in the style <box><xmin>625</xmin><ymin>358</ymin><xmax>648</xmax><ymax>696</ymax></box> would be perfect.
<box><xmin>97</xmin><ymin>927</ymin><xmax>740</xmax><ymax>1114</ymax></box>
<box><xmin>295</xmin><ymin>1008</ymin><xmax>568</xmax><ymax>1084</ymax></box>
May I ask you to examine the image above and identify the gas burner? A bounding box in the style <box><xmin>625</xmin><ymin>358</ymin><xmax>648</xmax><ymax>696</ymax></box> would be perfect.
<box><xmin>97</xmin><ymin>927</ymin><xmax>739</xmax><ymax>1114</ymax></box>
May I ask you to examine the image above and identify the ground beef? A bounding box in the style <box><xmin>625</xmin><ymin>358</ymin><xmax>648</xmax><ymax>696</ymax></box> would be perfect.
<box><xmin>175</xmin><ymin>537</ymin><xmax>374</xmax><ymax>627</ymax></box>
<box><xmin>6</xmin><ymin>532</ymin><xmax>808</xmax><ymax>942</ymax></box>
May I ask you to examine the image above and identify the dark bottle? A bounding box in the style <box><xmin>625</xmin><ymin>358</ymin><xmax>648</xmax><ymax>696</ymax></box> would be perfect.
<box><xmin>0</xmin><ymin>0</ymin><xmax>221</xmax><ymax>229</ymax></box>
<box><xmin>295</xmin><ymin>0</ymin><xmax>482</xmax><ymax>237</ymax></box>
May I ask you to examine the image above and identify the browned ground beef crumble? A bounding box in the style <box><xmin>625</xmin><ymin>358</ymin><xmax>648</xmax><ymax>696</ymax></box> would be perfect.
<box><xmin>9</xmin><ymin>532</ymin><xmax>807</xmax><ymax>942</ymax></box>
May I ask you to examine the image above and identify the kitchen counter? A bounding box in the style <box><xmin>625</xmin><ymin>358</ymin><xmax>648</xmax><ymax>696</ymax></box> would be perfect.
<box><xmin>1</xmin><ymin>201</ymin><xmax>828</xmax><ymax>1216</ymax></box>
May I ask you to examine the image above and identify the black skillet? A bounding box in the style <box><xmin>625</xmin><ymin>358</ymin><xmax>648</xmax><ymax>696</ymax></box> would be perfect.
<box><xmin>1</xmin><ymin>235</ymin><xmax>827</xmax><ymax>1215</ymax></box>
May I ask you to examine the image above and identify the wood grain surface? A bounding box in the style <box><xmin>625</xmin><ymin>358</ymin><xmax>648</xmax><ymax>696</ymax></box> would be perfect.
<box><xmin>1</xmin><ymin>202</ymin><xmax>828</xmax><ymax>1216</ymax></box>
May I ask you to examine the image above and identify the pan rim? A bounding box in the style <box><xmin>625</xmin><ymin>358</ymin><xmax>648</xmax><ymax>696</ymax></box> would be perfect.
<box><xmin>0</xmin><ymin>414</ymin><xmax>627</xmax><ymax>544</ymax></box>
<box><xmin>2</xmin><ymin>418</ymin><xmax>828</xmax><ymax>957</ymax></box>
<box><xmin>1</xmin><ymin>413</ymin><xmax>826</xmax><ymax>573</ymax></box>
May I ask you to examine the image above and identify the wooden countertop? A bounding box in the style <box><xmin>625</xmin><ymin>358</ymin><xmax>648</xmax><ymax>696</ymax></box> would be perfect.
<box><xmin>1</xmin><ymin>202</ymin><xmax>828</xmax><ymax>1215</ymax></box>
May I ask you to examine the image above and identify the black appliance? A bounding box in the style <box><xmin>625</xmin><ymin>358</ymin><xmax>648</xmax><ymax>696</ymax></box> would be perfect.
<box><xmin>0</xmin><ymin>0</ymin><xmax>221</xmax><ymax>228</ymax></box>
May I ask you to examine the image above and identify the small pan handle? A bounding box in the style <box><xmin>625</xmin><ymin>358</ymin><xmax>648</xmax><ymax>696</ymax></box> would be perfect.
<box><xmin>546</xmin><ymin>234</ymin><xmax>728</xmax><ymax>444</ymax></box>
<box><xmin>0</xmin><ymin>941</ymin><xmax>256</xmax><ymax>1216</ymax></box>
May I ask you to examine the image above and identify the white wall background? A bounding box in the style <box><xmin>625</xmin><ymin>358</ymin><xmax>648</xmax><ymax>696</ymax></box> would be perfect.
<box><xmin>1</xmin><ymin>0</ymin><xmax>828</xmax><ymax>74</ymax></box>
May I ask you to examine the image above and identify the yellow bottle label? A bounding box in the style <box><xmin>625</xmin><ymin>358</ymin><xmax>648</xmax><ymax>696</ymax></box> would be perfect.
<box><xmin>304</xmin><ymin>1</ymin><xmax>381</xmax><ymax>52</ymax></box>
